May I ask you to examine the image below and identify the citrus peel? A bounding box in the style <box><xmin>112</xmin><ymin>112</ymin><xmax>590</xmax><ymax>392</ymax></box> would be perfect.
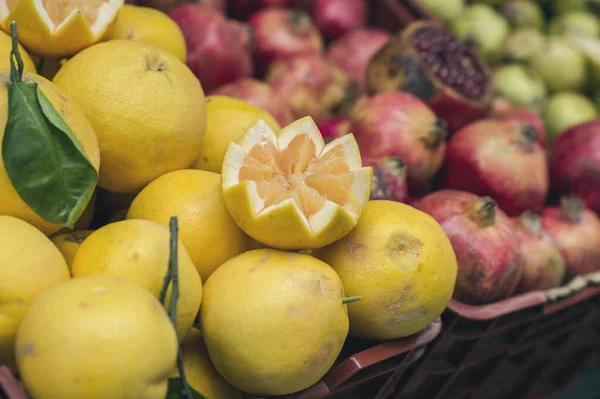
<box><xmin>0</xmin><ymin>0</ymin><xmax>123</xmax><ymax>57</ymax></box>
<box><xmin>222</xmin><ymin>116</ymin><xmax>372</xmax><ymax>250</ymax></box>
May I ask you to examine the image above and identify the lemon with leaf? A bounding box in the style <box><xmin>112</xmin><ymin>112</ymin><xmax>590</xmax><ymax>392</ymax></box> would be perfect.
<box><xmin>0</xmin><ymin>23</ymin><xmax>100</xmax><ymax>235</ymax></box>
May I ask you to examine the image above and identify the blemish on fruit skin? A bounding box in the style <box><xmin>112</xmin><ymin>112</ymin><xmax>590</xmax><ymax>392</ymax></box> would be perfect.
<box><xmin>385</xmin><ymin>233</ymin><xmax>422</xmax><ymax>271</ymax></box>
<box><xmin>17</xmin><ymin>342</ymin><xmax>36</xmax><ymax>358</ymax></box>
<box><xmin>79</xmin><ymin>301</ymin><xmax>89</xmax><ymax>308</ymax></box>
<box><xmin>286</xmin><ymin>305</ymin><xmax>309</xmax><ymax>315</ymax></box>
<box><xmin>390</xmin><ymin>307</ymin><xmax>427</xmax><ymax>324</ymax></box>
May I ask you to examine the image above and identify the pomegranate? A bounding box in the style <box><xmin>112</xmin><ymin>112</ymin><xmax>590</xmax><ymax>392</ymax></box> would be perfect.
<box><xmin>367</xmin><ymin>21</ymin><xmax>493</xmax><ymax>133</ymax></box>
<box><xmin>444</xmin><ymin>119</ymin><xmax>549</xmax><ymax>216</ymax></box>
<box><xmin>317</xmin><ymin>117</ymin><xmax>351</xmax><ymax>143</ymax></box>
<box><xmin>211</xmin><ymin>78</ymin><xmax>294</xmax><ymax>127</ymax></box>
<box><xmin>542</xmin><ymin>196</ymin><xmax>600</xmax><ymax>277</ymax></box>
<box><xmin>362</xmin><ymin>156</ymin><xmax>409</xmax><ymax>203</ymax></box>
<box><xmin>513</xmin><ymin>211</ymin><xmax>566</xmax><ymax>293</ymax></box>
<box><xmin>550</xmin><ymin>119</ymin><xmax>600</xmax><ymax>213</ymax></box>
<box><xmin>229</xmin><ymin>0</ymin><xmax>293</xmax><ymax>20</ymax></box>
<box><xmin>170</xmin><ymin>4</ymin><xmax>253</xmax><ymax>92</ymax></box>
<box><xmin>327</xmin><ymin>28</ymin><xmax>391</xmax><ymax>95</ymax></box>
<box><xmin>415</xmin><ymin>190</ymin><xmax>523</xmax><ymax>304</ymax></box>
<box><xmin>266</xmin><ymin>52</ymin><xmax>349</xmax><ymax>122</ymax></box>
<box><xmin>348</xmin><ymin>92</ymin><xmax>447</xmax><ymax>189</ymax></box>
<box><xmin>489</xmin><ymin>97</ymin><xmax>547</xmax><ymax>145</ymax></box>
<box><xmin>248</xmin><ymin>8</ymin><xmax>323</xmax><ymax>76</ymax></box>
<box><xmin>307</xmin><ymin>0</ymin><xmax>367</xmax><ymax>40</ymax></box>
<box><xmin>140</xmin><ymin>0</ymin><xmax>226</xmax><ymax>13</ymax></box>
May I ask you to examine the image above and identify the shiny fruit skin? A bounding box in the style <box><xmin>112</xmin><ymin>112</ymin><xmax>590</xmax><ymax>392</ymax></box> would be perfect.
<box><xmin>444</xmin><ymin>119</ymin><xmax>549</xmax><ymax>216</ymax></box>
<box><xmin>415</xmin><ymin>190</ymin><xmax>524</xmax><ymax>304</ymax></box>
<box><xmin>550</xmin><ymin>119</ymin><xmax>600</xmax><ymax>213</ymax></box>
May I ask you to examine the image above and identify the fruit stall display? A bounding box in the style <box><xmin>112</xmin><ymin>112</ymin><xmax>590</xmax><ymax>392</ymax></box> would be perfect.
<box><xmin>0</xmin><ymin>1</ymin><xmax>599</xmax><ymax>399</ymax></box>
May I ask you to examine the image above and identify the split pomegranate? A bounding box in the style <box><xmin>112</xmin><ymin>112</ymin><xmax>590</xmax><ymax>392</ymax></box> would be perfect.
<box><xmin>266</xmin><ymin>52</ymin><xmax>349</xmax><ymax>122</ymax></box>
<box><xmin>542</xmin><ymin>196</ymin><xmax>600</xmax><ymax>277</ymax></box>
<box><xmin>366</xmin><ymin>21</ymin><xmax>493</xmax><ymax>133</ymax></box>
<box><xmin>317</xmin><ymin>118</ymin><xmax>351</xmax><ymax>143</ymax></box>
<box><xmin>444</xmin><ymin>119</ymin><xmax>549</xmax><ymax>216</ymax></box>
<box><xmin>349</xmin><ymin>92</ymin><xmax>447</xmax><ymax>189</ymax></box>
<box><xmin>170</xmin><ymin>4</ymin><xmax>253</xmax><ymax>92</ymax></box>
<box><xmin>415</xmin><ymin>190</ymin><xmax>523</xmax><ymax>304</ymax></box>
<box><xmin>327</xmin><ymin>28</ymin><xmax>391</xmax><ymax>95</ymax></box>
<box><xmin>489</xmin><ymin>97</ymin><xmax>547</xmax><ymax>146</ymax></box>
<box><xmin>513</xmin><ymin>211</ymin><xmax>566</xmax><ymax>293</ymax></box>
<box><xmin>308</xmin><ymin>0</ymin><xmax>367</xmax><ymax>40</ymax></box>
<box><xmin>211</xmin><ymin>78</ymin><xmax>294</xmax><ymax>127</ymax></box>
<box><xmin>550</xmin><ymin>119</ymin><xmax>600</xmax><ymax>213</ymax></box>
<box><xmin>229</xmin><ymin>0</ymin><xmax>293</xmax><ymax>19</ymax></box>
<box><xmin>248</xmin><ymin>8</ymin><xmax>324</xmax><ymax>76</ymax></box>
<box><xmin>362</xmin><ymin>156</ymin><xmax>409</xmax><ymax>203</ymax></box>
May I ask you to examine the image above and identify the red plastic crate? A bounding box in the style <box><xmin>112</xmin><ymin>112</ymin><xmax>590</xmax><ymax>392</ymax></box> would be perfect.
<box><xmin>0</xmin><ymin>320</ymin><xmax>442</xmax><ymax>399</ymax></box>
<box><xmin>392</xmin><ymin>272</ymin><xmax>600</xmax><ymax>399</ymax></box>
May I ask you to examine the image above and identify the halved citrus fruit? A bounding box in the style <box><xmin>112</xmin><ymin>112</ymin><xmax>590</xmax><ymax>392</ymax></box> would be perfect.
<box><xmin>0</xmin><ymin>0</ymin><xmax>123</xmax><ymax>57</ymax></box>
<box><xmin>221</xmin><ymin>116</ymin><xmax>372</xmax><ymax>250</ymax></box>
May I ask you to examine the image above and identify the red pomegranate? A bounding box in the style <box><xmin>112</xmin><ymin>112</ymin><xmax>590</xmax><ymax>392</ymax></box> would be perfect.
<box><xmin>211</xmin><ymin>78</ymin><xmax>294</xmax><ymax>127</ymax></box>
<box><xmin>550</xmin><ymin>119</ymin><xmax>600</xmax><ymax>213</ymax></box>
<box><xmin>489</xmin><ymin>97</ymin><xmax>547</xmax><ymax>146</ymax></box>
<box><xmin>248</xmin><ymin>8</ymin><xmax>324</xmax><ymax>76</ymax></box>
<box><xmin>317</xmin><ymin>117</ymin><xmax>351</xmax><ymax>143</ymax></box>
<box><xmin>367</xmin><ymin>21</ymin><xmax>493</xmax><ymax>133</ymax></box>
<box><xmin>229</xmin><ymin>0</ymin><xmax>293</xmax><ymax>19</ymax></box>
<box><xmin>266</xmin><ymin>52</ymin><xmax>349</xmax><ymax>122</ymax></box>
<box><xmin>513</xmin><ymin>211</ymin><xmax>566</xmax><ymax>293</ymax></box>
<box><xmin>542</xmin><ymin>196</ymin><xmax>600</xmax><ymax>277</ymax></box>
<box><xmin>415</xmin><ymin>190</ymin><xmax>523</xmax><ymax>304</ymax></box>
<box><xmin>327</xmin><ymin>28</ymin><xmax>391</xmax><ymax>96</ymax></box>
<box><xmin>444</xmin><ymin>119</ymin><xmax>549</xmax><ymax>216</ymax></box>
<box><xmin>308</xmin><ymin>0</ymin><xmax>367</xmax><ymax>40</ymax></box>
<box><xmin>348</xmin><ymin>92</ymin><xmax>447</xmax><ymax>189</ymax></box>
<box><xmin>170</xmin><ymin>4</ymin><xmax>253</xmax><ymax>92</ymax></box>
<box><xmin>362</xmin><ymin>156</ymin><xmax>409</xmax><ymax>203</ymax></box>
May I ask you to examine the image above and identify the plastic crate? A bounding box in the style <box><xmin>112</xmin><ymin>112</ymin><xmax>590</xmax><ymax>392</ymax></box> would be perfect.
<box><xmin>0</xmin><ymin>320</ymin><xmax>442</xmax><ymax>399</ymax></box>
<box><xmin>393</xmin><ymin>272</ymin><xmax>600</xmax><ymax>399</ymax></box>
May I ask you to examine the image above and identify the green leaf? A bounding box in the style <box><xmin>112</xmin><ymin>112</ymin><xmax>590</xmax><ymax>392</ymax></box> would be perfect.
<box><xmin>165</xmin><ymin>378</ymin><xmax>207</xmax><ymax>399</ymax></box>
<box><xmin>2</xmin><ymin>82</ymin><xmax>98</xmax><ymax>228</ymax></box>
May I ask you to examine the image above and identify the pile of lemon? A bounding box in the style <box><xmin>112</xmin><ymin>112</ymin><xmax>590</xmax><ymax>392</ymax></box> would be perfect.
<box><xmin>0</xmin><ymin>2</ymin><xmax>458</xmax><ymax>399</ymax></box>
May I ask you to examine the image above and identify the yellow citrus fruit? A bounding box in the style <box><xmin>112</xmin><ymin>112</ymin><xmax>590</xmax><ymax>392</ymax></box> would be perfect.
<box><xmin>315</xmin><ymin>200</ymin><xmax>458</xmax><ymax>340</ymax></box>
<box><xmin>53</xmin><ymin>40</ymin><xmax>206</xmax><ymax>194</ymax></box>
<box><xmin>221</xmin><ymin>116</ymin><xmax>372</xmax><ymax>250</ymax></box>
<box><xmin>0</xmin><ymin>0</ymin><xmax>124</xmax><ymax>57</ymax></box>
<box><xmin>16</xmin><ymin>275</ymin><xmax>178</xmax><ymax>399</ymax></box>
<box><xmin>0</xmin><ymin>215</ymin><xmax>70</xmax><ymax>370</ymax></box>
<box><xmin>200</xmin><ymin>248</ymin><xmax>349</xmax><ymax>396</ymax></box>
<box><xmin>0</xmin><ymin>72</ymin><xmax>100</xmax><ymax>235</ymax></box>
<box><xmin>127</xmin><ymin>170</ymin><xmax>250</xmax><ymax>282</ymax></box>
<box><xmin>107</xmin><ymin>4</ymin><xmax>186</xmax><ymax>62</ymax></box>
<box><xmin>51</xmin><ymin>230</ymin><xmax>95</xmax><ymax>270</ymax></box>
<box><xmin>174</xmin><ymin>328</ymin><xmax>243</xmax><ymax>399</ymax></box>
<box><xmin>191</xmin><ymin>95</ymin><xmax>281</xmax><ymax>173</ymax></box>
<box><xmin>71</xmin><ymin>219</ymin><xmax>202</xmax><ymax>339</ymax></box>
<box><xmin>0</xmin><ymin>29</ymin><xmax>36</xmax><ymax>73</ymax></box>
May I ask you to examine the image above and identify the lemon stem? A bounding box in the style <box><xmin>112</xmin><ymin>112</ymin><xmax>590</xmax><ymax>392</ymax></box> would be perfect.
<box><xmin>342</xmin><ymin>296</ymin><xmax>361</xmax><ymax>304</ymax></box>
<box><xmin>161</xmin><ymin>216</ymin><xmax>194</xmax><ymax>399</ymax></box>
<box><xmin>9</xmin><ymin>21</ymin><xmax>23</xmax><ymax>84</ymax></box>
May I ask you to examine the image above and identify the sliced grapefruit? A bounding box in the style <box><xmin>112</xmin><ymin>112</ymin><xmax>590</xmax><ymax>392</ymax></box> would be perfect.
<box><xmin>222</xmin><ymin>116</ymin><xmax>372</xmax><ymax>250</ymax></box>
<box><xmin>0</xmin><ymin>0</ymin><xmax>123</xmax><ymax>57</ymax></box>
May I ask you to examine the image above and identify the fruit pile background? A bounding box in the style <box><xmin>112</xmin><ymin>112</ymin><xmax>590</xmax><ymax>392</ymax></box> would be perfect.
<box><xmin>0</xmin><ymin>0</ymin><xmax>599</xmax><ymax>398</ymax></box>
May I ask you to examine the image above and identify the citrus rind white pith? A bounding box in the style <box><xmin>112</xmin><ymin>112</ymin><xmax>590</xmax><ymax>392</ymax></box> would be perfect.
<box><xmin>222</xmin><ymin>116</ymin><xmax>372</xmax><ymax>237</ymax></box>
